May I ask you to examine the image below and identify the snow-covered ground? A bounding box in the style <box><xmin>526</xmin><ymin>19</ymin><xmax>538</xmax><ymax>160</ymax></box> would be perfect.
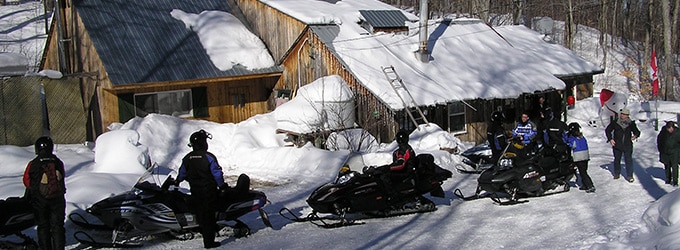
<box><xmin>2</xmin><ymin>1</ymin><xmax>680</xmax><ymax>249</ymax></box>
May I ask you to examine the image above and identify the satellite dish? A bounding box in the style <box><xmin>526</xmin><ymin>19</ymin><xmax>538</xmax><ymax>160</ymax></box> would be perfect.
<box><xmin>533</xmin><ymin>17</ymin><xmax>554</xmax><ymax>35</ymax></box>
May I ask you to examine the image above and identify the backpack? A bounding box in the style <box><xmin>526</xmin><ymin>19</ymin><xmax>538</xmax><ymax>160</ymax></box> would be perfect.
<box><xmin>36</xmin><ymin>160</ymin><xmax>65</xmax><ymax>199</ymax></box>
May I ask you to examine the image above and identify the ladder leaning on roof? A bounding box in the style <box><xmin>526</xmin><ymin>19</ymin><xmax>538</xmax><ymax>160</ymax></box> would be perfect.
<box><xmin>381</xmin><ymin>65</ymin><xmax>429</xmax><ymax>129</ymax></box>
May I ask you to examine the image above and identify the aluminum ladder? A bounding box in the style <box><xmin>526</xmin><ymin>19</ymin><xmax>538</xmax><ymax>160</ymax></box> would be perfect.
<box><xmin>381</xmin><ymin>65</ymin><xmax>429</xmax><ymax>129</ymax></box>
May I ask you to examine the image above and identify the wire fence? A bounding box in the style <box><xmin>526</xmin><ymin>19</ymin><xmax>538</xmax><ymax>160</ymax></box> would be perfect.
<box><xmin>1</xmin><ymin>76</ymin><xmax>86</xmax><ymax>146</ymax></box>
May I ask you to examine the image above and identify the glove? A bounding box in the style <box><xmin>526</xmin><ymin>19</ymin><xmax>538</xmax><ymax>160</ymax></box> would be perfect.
<box><xmin>363</xmin><ymin>166</ymin><xmax>377</xmax><ymax>175</ymax></box>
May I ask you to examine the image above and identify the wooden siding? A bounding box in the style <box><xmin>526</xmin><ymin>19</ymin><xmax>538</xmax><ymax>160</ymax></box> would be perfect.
<box><xmin>233</xmin><ymin>0</ymin><xmax>308</xmax><ymax>63</ymax></box>
<box><xmin>278</xmin><ymin>28</ymin><xmax>399</xmax><ymax>142</ymax></box>
<box><xmin>102</xmin><ymin>75</ymin><xmax>278</xmax><ymax>126</ymax></box>
<box><xmin>41</xmin><ymin>0</ymin><xmax>110</xmax><ymax>140</ymax></box>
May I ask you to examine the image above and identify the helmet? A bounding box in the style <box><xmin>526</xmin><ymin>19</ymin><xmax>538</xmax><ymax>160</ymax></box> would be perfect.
<box><xmin>568</xmin><ymin>122</ymin><xmax>581</xmax><ymax>134</ymax></box>
<box><xmin>395</xmin><ymin>130</ymin><xmax>409</xmax><ymax>145</ymax></box>
<box><xmin>490</xmin><ymin>111</ymin><xmax>505</xmax><ymax>124</ymax></box>
<box><xmin>35</xmin><ymin>136</ymin><xmax>54</xmax><ymax>155</ymax></box>
<box><xmin>188</xmin><ymin>130</ymin><xmax>212</xmax><ymax>150</ymax></box>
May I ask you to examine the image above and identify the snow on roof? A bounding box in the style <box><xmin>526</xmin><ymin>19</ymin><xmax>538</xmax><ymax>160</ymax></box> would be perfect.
<box><xmin>323</xmin><ymin>19</ymin><xmax>566</xmax><ymax>109</ymax></box>
<box><xmin>257</xmin><ymin>0</ymin><xmax>595</xmax><ymax>110</ymax></box>
<box><xmin>495</xmin><ymin>25</ymin><xmax>604</xmax><ymax>77</ymax></box>
<box><xmin>261</xmin><ymin>0</ymin><xmax>417</xmax><ymax>25</ymax></box>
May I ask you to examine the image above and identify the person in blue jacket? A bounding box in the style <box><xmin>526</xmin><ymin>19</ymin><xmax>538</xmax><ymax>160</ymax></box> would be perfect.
<box><xmin>567</xmin><ymin>123</ymin><xmax>595</xmax><ymax>193</ymax></box>
<box><xmin>512</xmin><ymin>111</ymin><xmax>538</xmax><ymax>146</ymax></box>
<box><xmin>176</xmin><ymin>130</ymin><xmax>224</xmax><ymax>249</ymax></box>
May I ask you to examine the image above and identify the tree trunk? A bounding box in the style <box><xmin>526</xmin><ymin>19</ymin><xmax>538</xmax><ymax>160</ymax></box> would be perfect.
<box><xmin>472</xmin><ymin>0</ymin><xmax>490</xmax><ymax>23</ymax></box>
<box><xmin>513</xmin><ymin>0</ymin><xmax>524</xmax><ymax>25</ymax></box>
<box><xmin>564</xmin><ymin>0</ymin><xmax>574</xmax><ymax>49</ymax></box>
<box><xmin>660</xmin><ymin>0</ymin><xmax>675</xmax><ymax>100</ymax></box>
<box><xmin>599</xmin><ymin>0</ymin><xmax>609</xmax><ymax>69</ymax></box>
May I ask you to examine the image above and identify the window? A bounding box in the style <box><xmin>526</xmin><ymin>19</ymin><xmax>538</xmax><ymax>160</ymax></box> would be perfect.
<box><xmin>448</xmin><ymin>101</ymin><xmax>466</xmax><ymax>133</ymax></box>
<box><xmin>134</xmin><ymin>90</ymin><xmax>193</xmax><ymax>118</ymax></box>
<box><xmin>233</xmin><ymin>94</ymin><xmax>245</xmax><ymax>108</ymax></box>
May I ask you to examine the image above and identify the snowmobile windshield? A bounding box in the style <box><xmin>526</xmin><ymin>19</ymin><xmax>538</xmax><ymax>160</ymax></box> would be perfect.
<box><xmin>335</xmin><ymin>172</ymin><xmax>356</xmax><ymax>185</ymax></box>
<box><xmin>131</xmin><ymin>162</ymin><xmax>163</xmax><ymax>192</ymax></box>
<box><xmin>343</xmin><ymin>152</ymin><xmax>367</xmax><ymax>172</ymax></box>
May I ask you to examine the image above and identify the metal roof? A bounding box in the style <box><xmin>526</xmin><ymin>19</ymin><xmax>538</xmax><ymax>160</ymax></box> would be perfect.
<box><xmin>74</xmin><ymin>0</ymin><xmax>281</xmax><ymax>86</ymax></box>
<box><xmin>359</xmin><ymin>10</ymin><xmax>409</xmax><ymax>28</ymax></box>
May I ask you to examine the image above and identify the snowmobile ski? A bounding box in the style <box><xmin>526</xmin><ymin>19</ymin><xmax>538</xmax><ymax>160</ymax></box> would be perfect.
<box><xmin>455</xmin><ymin>164</ymin><xmax>488</xmax><ymax>174</ymax></box>
<box><xmin>0</xmin><ymin>232</ymin><xmax>37</xmax><ymax>249</ymax></box>
<box><xmin>73</xmin><ymin>231</ymin><xmax>142</xmax><ymax>248</ymax></box>
<box><xmin>68</xmin><ymin>213</ymin><xmax>111</xmax><ymax>230</ymax></box>
<box><xmin>278</xmin><ymin>207</ymin><xmax>364</xmax><ymax>228</ymax></box>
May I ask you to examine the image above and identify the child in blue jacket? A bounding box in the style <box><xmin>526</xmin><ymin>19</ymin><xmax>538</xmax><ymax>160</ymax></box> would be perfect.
<box><xmin>567</xmin><ymin>122</ymin><xmax>595</xmax><ymax>193</ymax></box>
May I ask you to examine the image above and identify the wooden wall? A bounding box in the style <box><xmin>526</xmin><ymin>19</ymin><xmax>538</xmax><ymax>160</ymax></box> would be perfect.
<box><xmin>233</xmin><ymin>0</ymin><xmax>308</xmax><ymax>63</ymax></box>
<box><xmin>103</xmin><ymin>75</ymin><xmax>278</xmax><ymax>125</ymax></box>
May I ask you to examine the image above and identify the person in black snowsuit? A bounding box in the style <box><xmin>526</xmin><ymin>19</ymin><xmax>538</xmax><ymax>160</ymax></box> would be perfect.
<box><xmin>364</xmin><ymin>130</ymin><xmax>417</xmax><ymax>198</ymax></box>
<box><xmin>487</xmin><ymin>111</ymin><xmax>508</xmax><ymax>164</ymax></box>
<box><xmin>176</xmin><ymin>130</ymin><xmax>225</xmax><ymax>249</ymax></box>
<box><xmin>23</xmin><ymin>136</ymin><xmax>66</xmax><ymax>250</ymax></box>
<box><xmin>658</xmin><ymin>121</ymin><xmax>678</xmax><ymax>185</ymax></box>
<box><xmin>542</xmin><ymin>108</ymin><xmax>569</xmax><ymax>157</ymax></box>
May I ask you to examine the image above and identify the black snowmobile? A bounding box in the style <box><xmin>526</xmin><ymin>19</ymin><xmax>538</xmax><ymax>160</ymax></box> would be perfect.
<box><xmin>70</xmin><ymin>168</ymin><xmax>271</xmax><ymax>248</ymax></box>
<box><xmin>280</xmin><ymin>153</ymin><xmax>452</xmax><ymax>228</ymax></box>
<box><xmin>0</xmin><ymin>195</ymin><xmax>37</xmax><ymax>248</ymax></box>
<box><xmin>455</xmin><ymin>143</ymin><xmax>494</xmax><ymax>174</ymax></box>
<box><xmin>454</xmin><ymin>138</ymin><xmax>575</xmax><ymax>205</ymax></box>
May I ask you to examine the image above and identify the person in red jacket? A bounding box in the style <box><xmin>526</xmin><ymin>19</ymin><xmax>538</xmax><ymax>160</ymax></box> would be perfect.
<box><xmin>23</xmin><ymin>136</ymin><xmax>66</xmax><ymax>250</ymax></box>
<box><xmin>364</xmin><ymin>130</ymin><xmax>417</xmax><ymax>197</ymax></box>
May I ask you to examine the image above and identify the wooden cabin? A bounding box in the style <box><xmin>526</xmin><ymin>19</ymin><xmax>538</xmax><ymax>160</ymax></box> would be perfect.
<box><xmin>233</xmin><ymin>0</ymin><xmax>603</xmax><ymax>144</ymax></box>
<box><xmin>41</xmin><ymin>0</ymin><xmax>282</xmax><ymax>140</ymax></box>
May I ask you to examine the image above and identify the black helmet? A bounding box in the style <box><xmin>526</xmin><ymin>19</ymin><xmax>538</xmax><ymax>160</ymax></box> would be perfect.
<box><xmin>491</xmin><ymin>111</ymin><xmax>505</xmax><ymax>124</ymax></box>
<box><xmin>568</xmin><ymin>122</ymin><xmax>581</xmax><ymax>134</ymax></box>
<box><xmin>396</xmin><ymin>130</ymin><xmax>409</xmax><ymax>145</ymax></box>
<box><xmin>188</xmin><ymin>129</ymin><xmax>212</xmax><ymax>150</ymax></box>
<box><xmin>35</xmin><ymin>136</ymin><xmax>54</xmax><ymax>155</ymax></box>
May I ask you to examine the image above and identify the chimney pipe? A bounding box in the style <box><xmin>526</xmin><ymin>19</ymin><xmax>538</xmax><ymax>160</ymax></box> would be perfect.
<box><xmin>417</xmin><ymin>0</ymin><xmax>429</xmax><ymax>62</ymax></box>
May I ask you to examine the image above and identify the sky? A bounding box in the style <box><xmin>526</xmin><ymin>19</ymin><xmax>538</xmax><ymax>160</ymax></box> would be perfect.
<box><xmin>2</xmin><ymin>1</ymin><xmax>680</xmax><ymax>249</ymax></box>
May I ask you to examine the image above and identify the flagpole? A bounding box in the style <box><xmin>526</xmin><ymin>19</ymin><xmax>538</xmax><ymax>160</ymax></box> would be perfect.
<box><xmin>655</xmin><ymin>97</ymin><xmax>659</xmax><ymax>131</ymax></box>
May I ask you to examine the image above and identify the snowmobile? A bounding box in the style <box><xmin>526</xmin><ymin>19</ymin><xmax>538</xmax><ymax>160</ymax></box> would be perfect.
<box><xmin>454</xmin><ymin>138</ymin><xmax>575</xmax><ymax>205</ymax></box>
<box><xmin>280</xmin><ymin>153</ymin><xmax>452</xmax><ymax>228</ymax></box>
<box><xmin>70</xmin><ymin>169</ymin><xmax>271</xmax><ymax>248</ymax></box>
<box><xmin>455</xmin><ymin>143</ymin><xmax>494</xmax><ymax>174</ymax></box>
<box><xmin>0</xmin><ymin>195</ymin><xmax>37</xmax><ymax>248</ymax></box>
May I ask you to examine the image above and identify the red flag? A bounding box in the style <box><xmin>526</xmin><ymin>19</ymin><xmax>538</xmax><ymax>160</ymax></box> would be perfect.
<box><xmin>651</xmin><ymin>49</ymin><xmax>659</xmax><ymax>96</ymax></box>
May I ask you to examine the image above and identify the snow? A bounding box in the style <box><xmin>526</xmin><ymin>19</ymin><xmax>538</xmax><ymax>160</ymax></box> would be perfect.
<box><xmin>170</xmin><ymin>9</ymin><xmax>275</xmax><ymax>71</ymax></box>
<box><xmin>2</xmin><ymin>1</ymin><xmax>680</xmax><ymax>249</ymax></box>
<box><xmin>258</xmin><ymin>0</ymin><xmax>601</xmax><ymax>110</ymax></box>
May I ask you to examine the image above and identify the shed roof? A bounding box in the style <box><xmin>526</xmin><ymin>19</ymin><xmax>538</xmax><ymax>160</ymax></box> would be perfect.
<box><xmin>74</xmin><ymin>0</ymin><xmax>281</xmax><ymax>86</ymax></box>
<box><xmin>359</xmin><ymin>10</ymin><xmax>409</xmax><ymax>28</ymax></box>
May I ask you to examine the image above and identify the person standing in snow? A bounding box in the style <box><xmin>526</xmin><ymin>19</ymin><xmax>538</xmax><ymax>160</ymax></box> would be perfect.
<box><xmin>567</xmin><ymin>123</ymin><xmax>595</xmax><ymax>193</ymax></box>
<box><xmin>512</xmin><ymin>111</ymin><xmax>538</xmax><ymax>146</ymax></box>
<box><xmin>657</xmin><ymin>121</ymin><xmax>677</xmax><ymax>185</ymax></box>
<box><xmin>487</xmin><ymin>111</ymin><xmax>508</xmax><ymax>164</ymax></box>
<box><xmin>664</xmin><ymin>123</ymin><xmax>680</xmax><ymax>187</ymax></box>
<box><xmin>175</xmin><ymin>130</ymin><xmax>224</xmax><ymax>249</ymax></box>
<box><xmin>604</xmin><ymin>108</ymin><xmax>640</xmax><ymax>183</ymax></box>
<box><xmin>23</xmin><ymin>136</ymin><xmax>66</xmax><ymax>250</ymax></box>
